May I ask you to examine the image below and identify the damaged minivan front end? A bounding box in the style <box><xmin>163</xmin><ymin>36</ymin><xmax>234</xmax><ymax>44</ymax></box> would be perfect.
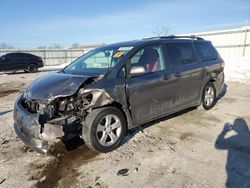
<box><xmin>13</xmin><ymin>73</ymin><xmax>113</xmax><ymax>154</ymax></box>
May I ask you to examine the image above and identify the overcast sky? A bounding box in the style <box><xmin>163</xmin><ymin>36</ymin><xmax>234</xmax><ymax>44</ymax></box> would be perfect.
<box><xmin>1</xmin><ymin>0</ymin><xmax>250</xmax><ymax>48</ymax></box>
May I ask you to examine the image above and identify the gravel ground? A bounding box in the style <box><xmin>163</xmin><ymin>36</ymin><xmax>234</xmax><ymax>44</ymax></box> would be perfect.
<box><xmin>0</xmin><ymin>71</ymin><xmax>250</xmax><ymax>188</ymax></box>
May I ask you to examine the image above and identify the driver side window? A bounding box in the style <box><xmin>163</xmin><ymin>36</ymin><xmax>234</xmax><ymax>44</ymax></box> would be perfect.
<box><xmin>130</xmin><ymin>44</ymin><xmax>166</xmax><ymax>73</ymax></box>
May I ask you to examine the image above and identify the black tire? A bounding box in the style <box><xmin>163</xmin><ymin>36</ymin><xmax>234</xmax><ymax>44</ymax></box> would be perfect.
<box><xmin>28</xmin><ymin>64</ymin><xmax>38</xmax><ymax>73</ymax></box>
<box><xmin>82</xmin><ymin>107</ymin><xmax>127</xmax><ymax>153</ymax></box>
<box><xmin>201</xmin><ymin>82</ymin><xmax>217</xmax><ymax>110</ymax></box>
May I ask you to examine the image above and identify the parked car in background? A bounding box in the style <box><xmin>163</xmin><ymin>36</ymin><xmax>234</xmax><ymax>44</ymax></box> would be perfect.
<box><xmin>0</xmin><ymin>52</ymin><xmax>44</xmax><ymax>73</ymax></box>
<box><xmin>13</xmin><ymin>36</ymin><xmax>224</xmax><ymax>154</ymax></box>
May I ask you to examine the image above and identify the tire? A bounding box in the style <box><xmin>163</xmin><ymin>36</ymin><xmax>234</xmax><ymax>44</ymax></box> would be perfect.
<box><xmin>82</xmin><ymin>107</ymin><xmax>127</xmax><ymax>153</ymax></box>
<box><xmin>201</xmin><ymin>82</ymin><xmax>217</xmax><ymax>110</ymax></box>
<box><xmin>28</xmin><ymin>64</ymin><xmax>38</xmax><ymax>73</ymax></box>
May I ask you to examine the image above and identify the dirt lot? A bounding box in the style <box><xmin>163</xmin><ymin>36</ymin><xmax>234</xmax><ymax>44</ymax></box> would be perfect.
<box><xmin>0</xmin><ymin>71</ymin><xmax>250</xmax><ymax>188</ymax></box>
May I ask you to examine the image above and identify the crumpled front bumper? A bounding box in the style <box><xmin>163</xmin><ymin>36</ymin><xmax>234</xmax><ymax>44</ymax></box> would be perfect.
<box><xmin>13</xmin><ymin>95</ymin><xmax>58</xmax><ymax>154</ymax></box>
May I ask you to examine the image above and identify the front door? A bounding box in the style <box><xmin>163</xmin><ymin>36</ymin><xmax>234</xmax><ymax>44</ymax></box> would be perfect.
<box><xmin>126</xmin><ymin>44</ymin><xmax>174</xmax><ymax>125</ymax></box>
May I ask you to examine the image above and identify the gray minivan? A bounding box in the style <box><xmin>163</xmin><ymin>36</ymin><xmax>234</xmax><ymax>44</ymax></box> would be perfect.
<box><xmin>13</xmin><ymin>36</ymin><xmax>224</xmax><ymax>153</ymax></box>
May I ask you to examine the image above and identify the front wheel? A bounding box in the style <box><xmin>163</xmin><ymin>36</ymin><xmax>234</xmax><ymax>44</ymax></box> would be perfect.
<box><xmin>202</xmin><ymin>82</ymin><xmax>217</xmax><ymax>110</ymax></box>
<box><xmin>82</xmin><ymin>107</ymin><xmax>127</xmax><ymax>153</ymax></box>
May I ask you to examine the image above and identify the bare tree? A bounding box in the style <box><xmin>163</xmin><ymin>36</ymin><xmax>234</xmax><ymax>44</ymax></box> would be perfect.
<box><xmin>151</xmin><ymin>25</ymin><xmax>170</xmax><ymax>36</ymax></box>
<box><xmin>0</xmin><ymin>43</ymin><xmax>14</xmax><ymax>49</ymax></box>
<box><xmin>37</xmin><ymin>46</ymin><xmax>47</xmax><ymax>49</ymax></box>
<box><xmin>49</xmin><ymin>43</ymin><xmax>64</xmax><ymax>49</ymax></box>
<box><xmin>71</xmin><ymin>43</ymin><xmax>81</xmax><ymax>49</ymax></box>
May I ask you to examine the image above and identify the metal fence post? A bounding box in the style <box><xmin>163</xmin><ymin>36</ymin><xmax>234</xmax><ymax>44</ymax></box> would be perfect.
<box><xmin>65</xmin><ymin>49</ymin><xmax>67</xmax><ymax>64</ymax></box>
<box><xmin>243</xmin><ymin>19</ymin><xmax>248</xmax><ymax>57</ymax></box>
<box><xmin>43</xmin><ymin>50</ymin><xmax>46</xmax><ymax>66</ymax></box>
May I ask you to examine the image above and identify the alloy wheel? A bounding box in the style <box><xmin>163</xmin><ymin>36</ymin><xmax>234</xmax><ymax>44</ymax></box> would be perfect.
<box><xmin>96</xmin><ymin>114</ymin><xmax>122</xmax><ymax>146</ymax></box>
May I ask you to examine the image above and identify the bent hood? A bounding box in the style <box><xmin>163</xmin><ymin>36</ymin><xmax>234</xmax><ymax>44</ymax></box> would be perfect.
<box><xmin>24</xmin><ymin>73</ymin><xmax>95</xmax><ymax>101</ymax></box>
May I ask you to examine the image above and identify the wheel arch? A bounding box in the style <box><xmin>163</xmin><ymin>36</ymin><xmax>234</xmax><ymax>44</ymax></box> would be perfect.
<box><xmin>205</xmin><ymin>78</ymin><xmax>217</xmax><ymax>95</ymax></box>
<box><xmin>199</xmin><ymin>78</ymin><xmax>217</xmax><ymax>104</ymax></box>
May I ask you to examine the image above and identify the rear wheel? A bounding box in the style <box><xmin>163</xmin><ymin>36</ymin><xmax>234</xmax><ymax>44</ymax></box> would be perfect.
<box><xmin>82</xmin><ymin>107</ymin><xmax>127</xmax><ymax>153</ymax></box>
<box><xmin>28</xmin><ymin>64</ymin><xmax>38</xmax><ymax>73</ymax></box>
<box><xmin>202</xmin><ymin>82</ymin><xmax>216</xmax><ymax>110</ymax></box>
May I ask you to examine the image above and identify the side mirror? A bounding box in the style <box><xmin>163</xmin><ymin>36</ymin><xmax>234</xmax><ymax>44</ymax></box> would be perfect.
<box><xmin>0</xmin><ymin>56</ymin><xmax>5</xmax><ymax>60</ymax></box>
<box><xmin>130</xmin><ymin>66</ymin><xmax>146</xmax><ymax>77</ymax></box>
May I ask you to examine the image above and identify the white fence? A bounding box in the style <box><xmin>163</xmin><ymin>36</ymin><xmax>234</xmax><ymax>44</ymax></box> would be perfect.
<box><xmin>1</xmin><ymin>26</ymin><xmax>249</xmax><ymax>65</ymax></box>
<box><xmin>186</xmin><ymin>26</ymin><xmax>250</xmax><ymax>59</ymax></box>
<box><xmin>0</xmin><ymin>44</ymin><xmax>102</xmax><ymax>66</ymax></box>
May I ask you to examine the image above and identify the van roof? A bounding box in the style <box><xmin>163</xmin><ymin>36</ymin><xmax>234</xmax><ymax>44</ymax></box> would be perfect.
<box><xmin>105</xmin><ymin>35</ymin><xmax>208</xmax><ymax>48</ymax></box>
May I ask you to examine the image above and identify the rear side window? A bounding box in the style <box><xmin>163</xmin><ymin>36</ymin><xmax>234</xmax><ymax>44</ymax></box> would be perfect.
<box><xmin>195</xmin><ymin>42</ymin><xmax>217</xmax><ymax>62</ymax></box>
<box><xmin>5</xmin><ymin>54</ymin><xmax>13</xmax><ymax>59</ymax></box>
<box><xmin>25</xmin><ymin>54</ymin><xmax>33</xmax><ymax>59</ymax></box>
<box><xmin>15</xmin><ymin>53</ymin><xmax>24</xmax><ymax>58</ymax></box>
<box><xmin>166</xmin><ymin>43</ymin><xmax>197</xmax><ymax>64</ymax></box>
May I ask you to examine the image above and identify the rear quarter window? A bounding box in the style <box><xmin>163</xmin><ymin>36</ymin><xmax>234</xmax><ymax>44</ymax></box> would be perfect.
<box><xmin>195</xmin><ymin>42</ymin><xmax>218</xmax><ymax>62</ymax></box>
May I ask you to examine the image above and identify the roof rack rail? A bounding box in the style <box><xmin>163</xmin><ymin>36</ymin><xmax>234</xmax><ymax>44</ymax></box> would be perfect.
<box><xmin>144</xmin><ymin>35</ymin><xmax>204</xmax><ymax>40</ymax></box>
<box><xmin>165</xmin><ymin>35</ymin><xmax>204</xmax><ymax>40</ymax></box>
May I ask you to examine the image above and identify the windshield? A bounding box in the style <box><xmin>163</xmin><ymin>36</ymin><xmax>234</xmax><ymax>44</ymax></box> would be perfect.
<box><xmin>63</xmin><ymin>46</ymin><xmax>133</xmax><ymax>76</ymax></box>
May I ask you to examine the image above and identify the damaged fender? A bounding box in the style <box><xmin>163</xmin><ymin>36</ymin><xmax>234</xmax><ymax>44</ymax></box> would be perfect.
<box><xmin>79</xmin><ymin>89</ymin><xmax>114</xmax><ymax>111</ymax></box>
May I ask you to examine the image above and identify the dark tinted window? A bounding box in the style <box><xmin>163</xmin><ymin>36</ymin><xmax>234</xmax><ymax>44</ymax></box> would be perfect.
<box><xmin>5</xmin><ymin>53</ymin><xmax>21</xmax><ymax>59</ymax></box>
<box><xmin>24</xmin><ymin>53</ymin><xmax>36</xmax><ymax>58</ymax></box>
<box><xmin>195</xmin><ymin>42</ymin><xmax>217</xmax><ymax>61</ymax></box>
<box><xmin>5</xmin><ymin>54</ymin><xmax>13</xmax><ymax>59</ymax></box>
<box><xmin>166</xmin><ymin>43</ymin><xmax>197</xmax><ymax>64</ymax></box>
<box><xmin>14</xmin><ymin>53</ymin><xmax>23</xmax><ymax>58</ymax></box>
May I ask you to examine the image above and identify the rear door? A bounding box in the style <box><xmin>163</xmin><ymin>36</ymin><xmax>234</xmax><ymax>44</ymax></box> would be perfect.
<box><xmin>7</xmin><ymin>53</ymin><xmax>19</xmax><ymax>71</ymax></box>
<box><xmin>126</xmin><ymin>43</ymin><xmax>174</xmax><ymax>125</ymax></box>
<box><xmin>13</xmin><ymin>53</ymin><xmax>27</xmax><ymax>70</ymax></box>
<box><xmin>165</xmin><ymin>42</ymin><xmax>205</xmax><ymax>108</ymax></box>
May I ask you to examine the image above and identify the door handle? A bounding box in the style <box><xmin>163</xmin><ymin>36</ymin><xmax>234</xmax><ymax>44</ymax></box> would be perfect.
<box><xmin>175</xmin><ymin>72</ymin><xmax>182</xmax><ymax>77</ymax></box>
<box><xmin>162</xmin><ymin>75</ymin><xmax>170</xmax><ymax>80</ymax></box>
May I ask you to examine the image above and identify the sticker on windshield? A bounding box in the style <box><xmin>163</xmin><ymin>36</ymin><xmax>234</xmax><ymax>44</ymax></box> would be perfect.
<box><xmin>113</xmin><ymin>51</ymin><xmax>124</xmax><ymax>58</ymax></box>
<box><xmin>118</xmin><ymin>47</ymin><xmax>133</xmax><ymax>51</ymax></box>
